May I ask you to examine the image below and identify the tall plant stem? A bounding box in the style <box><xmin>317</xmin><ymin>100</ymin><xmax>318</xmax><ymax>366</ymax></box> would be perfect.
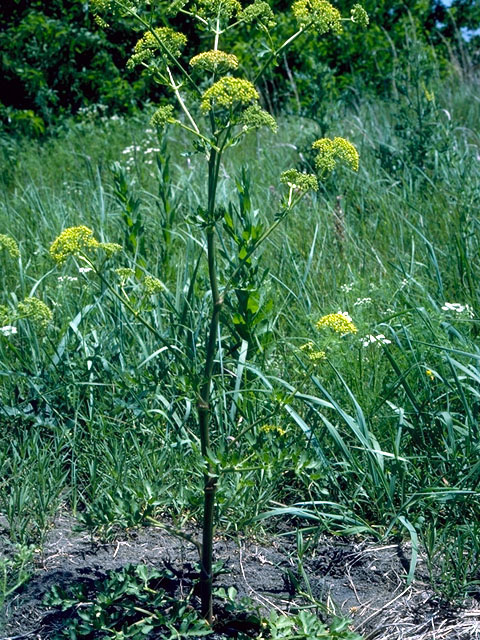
<box><xmin>198</xmin><ymin>149</ymin><xmax>223</xmax><ymax>622</ymax></box>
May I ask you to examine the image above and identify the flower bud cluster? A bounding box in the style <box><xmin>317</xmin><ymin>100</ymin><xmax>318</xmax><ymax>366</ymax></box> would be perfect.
<box><xmin>143</xmin><ymin>275</ymin><xmax>165</xmax><ymax>295</ymax></box>
<box><xmin>350</xmin><ymin>3</ymin><xmax>369</xmax><ymax>27</ymax></box>
<box><xmin>151</xmin><ymin>105</ymin><xmax>177</xmax><ymax>128</ymax></box>
<box><xmin>280</xmin><ymin>169</ymin><xmax>318</xmax><ymax>193</ymax></box>
<box><xmin>0</xmin><ymin>234</ymin><xmax>20</xmax><ymax>258</ymax></box>
<box><xmin>50</xmin><ymin>226</ymin><xmax>121</xmax><ymax>264</ymax></box>
<box><xmin>316</xmin><ymin>311</ymin><xmax>357</xmax><ymax>334</ymax></box>
<box><xmin>312</xmin><ymin>137</ymin><xmax>359</xmax><ymax>173</ymax></box>
<box><xmin>239</xmin><ymin>0</ymin><xmax>276</xmax><ymax>28</ymax></box>
<box><xmin>241</xmin><ymin>105</ymin><xmax>278</xmax><ymax>133</ymax></box>
<box><xmin>190</xmin><ymin>50</ymin><xmax>239</xmax><ymax>74</ymax></box>
<box><xmin>292</xmin><ymin>0</ymin><xmax>342</xmax><ymax>34</ymax></box>
<box><xmin>299</xmin><ymin>342</ymin><xmax>326</xmax><ymax>361</ymax></box>
<box><xmin>200</xmin><ymin>77</ymin><xmax>259</xmax><ymax>112</ymax></box>
<box><xmin>128</xmin><ymin>28</ymin><xmax>187</xmax><ymax>69</ymax></box>
<box><xmin>194</xmin><ymin>0</ymin><xmax>241</xmax><ymax>20</ymax></box>
<box><xmin>17</xmin><ymin>297</ymin><xmax>53</xmax><ymax>330</ymax></box>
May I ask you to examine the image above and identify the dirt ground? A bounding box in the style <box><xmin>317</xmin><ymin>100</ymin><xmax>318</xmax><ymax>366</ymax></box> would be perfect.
<box><xmin>1</xmin><ymin>516</ymin><xmax>480</xmax><ymax>640</ymax></box>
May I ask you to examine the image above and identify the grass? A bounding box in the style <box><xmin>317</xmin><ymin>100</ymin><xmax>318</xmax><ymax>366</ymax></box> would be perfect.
<box><xmin>1</xmin><ymin>63</ymin><xmax>480</xmax><ymax>612</ymax></box>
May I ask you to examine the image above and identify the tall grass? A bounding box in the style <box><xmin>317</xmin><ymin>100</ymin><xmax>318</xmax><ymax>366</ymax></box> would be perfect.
<box><xmin>1</xmin><ymin>64</ymin><xmax>480</xmax><ymax>604</ymax></box>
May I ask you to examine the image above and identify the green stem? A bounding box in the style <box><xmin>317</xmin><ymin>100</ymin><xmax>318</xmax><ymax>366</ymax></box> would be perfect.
<box><xmin>175</xmin><ymin>122</ymin><xmax>219</xmax><ymax>151</ymax></box>
<box><xmin>254</xmin><ymin>27</ymin><xmax>307</xmax><ymax>83</ymax></box>
<box><xmin>198</xmin><ymin>149</ymin><xmax>223</xmax><ymax>623</ymax></box>
<box><xmin>198</xmin><ymin>230</ymin><xmax>222</xmax><ymax>622</ymax></box>
<box><xmin>166</xmin><ymin>65</ymin><xmax>201</xmax><ymax>135</ymax></box>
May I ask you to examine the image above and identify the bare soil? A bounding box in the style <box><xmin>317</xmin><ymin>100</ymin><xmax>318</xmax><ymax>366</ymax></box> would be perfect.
<box><xmin>1</xmin><ymin>516</ymin><xmax>480</xmax><ymax>640</ymax></box>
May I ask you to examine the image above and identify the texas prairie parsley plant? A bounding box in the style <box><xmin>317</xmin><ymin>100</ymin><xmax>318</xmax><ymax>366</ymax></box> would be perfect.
<box><xmin>87</xmin><ymin>0</ymin><xmax>368</xmax><ymax>624</ymax></box>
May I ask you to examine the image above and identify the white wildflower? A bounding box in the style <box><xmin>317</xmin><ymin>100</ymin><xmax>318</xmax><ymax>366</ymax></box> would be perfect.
<box><xmin>362</xmin><ymin>334</ymin><xmax>392</xmax><ymax>347</ymax></box>
<box><xmin>338</xmin><ymin>310</ymin><xmax>354</xmax><ymax>322</ymax></box>
<box><xmin>0</xmin><ymin>325</ymin><xmax>17</xmax><ymax>336</ymax></box>
<box><xmin>354</xmin><ymin>297</ymin><xmax>372</xmax><ymax>306</ymax></box>
<box><xmin>340</xmin><ymin>282</ymin><xmax>354</xmax><ymax>293</ymax></box>
<box><xmin>122</xmin><ymin>145</ymin><xmax>141</xmax><ymax>155</ymax></box>
<box><xmin>441</xmin><ymin>302</ymin><xmax>474</xmax><ymax>317</ymax></box>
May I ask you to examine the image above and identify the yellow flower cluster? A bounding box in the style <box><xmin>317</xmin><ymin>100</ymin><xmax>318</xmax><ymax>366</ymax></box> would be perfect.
<box><xmin>195</xmin><ymin>0</ymin><xmax>241</xmax><ymax>20</ymax></box>
<box><xmin>190</xmin><ymin>50</ymin><xmax>239</xmax><ymax>73</ymax></box>
<box><xmin>143</xmin><ymin>275</ymin><xmax>165</xmax><ymax>295</ymax></box>
<box><xmin>422</xmin><ymin>82</ymin><xmax>435</xmax><ymax>102</ymax></box>
<box><xmin>241</xmin><ymin>104</ymin><xmax>278</xmax><ymax>133</ymax></box>
<box><xmin>299</xmin><ymin>341</ymin><xmax>326</xmax><ymax>361</ymax></box>
<box><xmin>312</xmin><ymin>137</ymin><xmax>359</xmax><ymax>174</ymax></box>
<box><xmin>239</xmin><ymin>0</ymin><xmax>276</xmax><ymax>28</ymax></box>
<box><xmin>316</xmin><ymin>312</ymin><xmax>357</xmax><ymax>334</ymax></box>
<box><xmin>280</xmin><ymin>169</ymin><xmax>318</xmax><ymax>192</ymax></box>
<box><xmin>292</xmin><ymin>0</ymin><xmax>342</xmax><ymax>34</ymax></box>
<box><xmin>50</xmin><ymin>226</ymin><xmax>121</xmax><ymax>264</ymax></box>
<box><xmin>50</xmin><ymin>226</ymin><xmax>99</xmax><ymax>264</ymax></box>
<box><xmin>128</xmin><ymin>28</ymin><xmax>187</xmax><ymax>68</ymax></box>
<box><xmin>350</xmin><ymin>4</ymin><xmax>369</xmax><ymax>27</ymax></box>
<box><xmin>101</xmin><ymin>242</ymin><xmax>122</xmax><ymax>258</ymax></box>
<box><xmin>0</xmin><ymin>234</ymin><xmax>20</xmax><ymax>258</ymax></box>
<box><xmin>260</xmin><ymin>424</ymin><xmax>287</xmax><ymax>436</ymax></box>
<box><xmin>90</xmin><ymin>0</ymin><xmax>112</xmax><ymax>13</ymax></box>
<box><xmin>200</xmin><ymin>77</ymin><xmax>259</xmax><ymax>113</ymax></box>
<box><xmin>17</xmin><ymin>297</ymin><xmax>53</xmax><ymax>330</ymax></box>
<box><xmin>151</xmin><ymin>105</ymin><xmax>176</xmax><ymax>128</ymax></box>
<box><xmin>115</xmin><ymin>267</ymin><xmax>135</xmax><ymax>284</ymax></box>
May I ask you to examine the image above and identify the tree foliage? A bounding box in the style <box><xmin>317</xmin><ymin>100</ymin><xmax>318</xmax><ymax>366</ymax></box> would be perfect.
<box><xmin>0</xmin><ymin>0</ymin><xmax>477</xmax><ymax>135</ymax></box>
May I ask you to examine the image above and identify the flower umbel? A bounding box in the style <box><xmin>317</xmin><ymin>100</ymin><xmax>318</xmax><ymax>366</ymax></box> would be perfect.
<box><xmin>195</xmin><ymin>0</ymin><xmax>242</xmax><ymax>20</ymax></box>
<box><xmin>17</xmin><ymin>297</ymin><xmax>53</xmax><ymax>330</ymax></box>
<box><xmin>241</xmin><ymin>105</ymin><xmax>278</xmax><ymax>133</ymax></box>
<box><xmin>350</xmin><ymin>4</ymin><xmax>369</xmax><ymax>27</ymax></box>
<box><xmin>151</xmin><ymin>105</ymin><xmax>177</xmax><ymax>128</ymax></box>
<box><xmin>281</xmin><ymin>169</ymin><xmax>318</xmax><ymax>193</ymax></box>
<box><xmin>201</xmin><ymin>77</ymin><xmax>259</xmax><ymax>113</ymax></box>
<box><xmin>50</xmin><ymin>226</ymin><xmax>121</xmax><ymax>264</ymax></box>
<box><xmin>441</xmin><ymin>302</ymin><xmax>474</xmax><ymax>317</ymax></box>
<box><xmin>0</xmin><ymin>234</ymin><xmax>20</xmax><ymax>258</ymax></box>
<box><xmin>316</xmin><ymin>311</ymin><xmax>357</xmax><ymax>334</ymax></box>
<box><xmin>0</xmin><ymin>325</ymin><xmax>17</xmax><ymax>337</ymax></box>
<box><xmin>128</xmin><ymin>28</ymin><xmax>187</xmax><ymax>69</ymax></box>
<box><xmin>190</xmin><ymin>50</ymin><xmax>239</xmax><ymax>74</ymax></box>
<box><xmin>143</xmin><ymin>275</ymin><xmax>165</xmax><ymax>295</ymax></box>
<box><xmin>50</xmin><ymin>226</ymin><xmax>99</xmax><ymax>264</ymax></box>
<box><xmin>299</xmin><ymin>341</ymin><xmax>326</xmax><ymax>361</ymax></box>
<box><xmin>292</xmin><ymin>0</ymin><xmax>342</xmax><ymax>34</ymax></box>
<box><xmin>239</xmin><ymin>0</ymin><xmax>276</xmax><ymax>28</ymax></box>
<box><xmin>115</xmin><ymin>267</ymin><xmax>135</xmax><ymax>284</ymax></box>
<box><xmin>312</xmin><ymin>137</ymin><xmax>359</xmax><ymax>174</ymax></box>
<box><xmin>100</xmin><ymin>242</ymin><xmax>122</xmax><ymax>258</ymax></box>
